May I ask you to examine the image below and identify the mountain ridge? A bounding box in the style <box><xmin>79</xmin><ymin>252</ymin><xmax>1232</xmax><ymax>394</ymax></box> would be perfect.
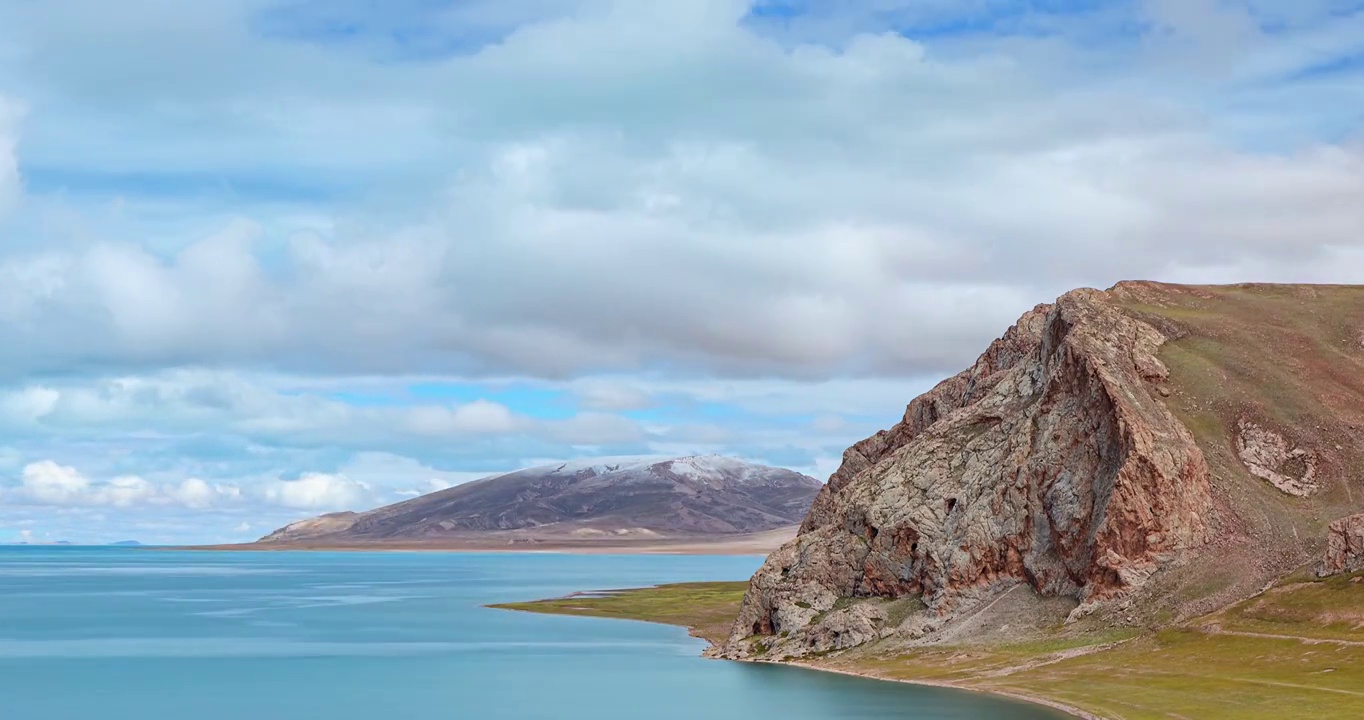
<box><xmin>258</xmin><ymin>455</ymin><xmax>822</xmax><ymax>545</ymax></box>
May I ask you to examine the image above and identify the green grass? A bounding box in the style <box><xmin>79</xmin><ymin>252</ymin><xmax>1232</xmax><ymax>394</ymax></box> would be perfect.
<box><xmin>997</xmin><ymin>630</ymin><xmax>1364</xmax><ymax>720</ymax></box>
<box><xmin>1211</xmin><ymin>572</ymin><xmax>1364</xmax><ymax>643</ymax></box>
<box><xmin>488</xmin><ymin>581</ymin><xmax>749</xmax><ymax>644</ymax></box>
<box><xmin>492</xmin><ymin>575</ymin><xmax>1364</xmax><ymax>720</ymax></box>
<box><xmin>850</xmin><ymin>626</ymin><xmax>1364</xmax><ymax>719</ymax></box>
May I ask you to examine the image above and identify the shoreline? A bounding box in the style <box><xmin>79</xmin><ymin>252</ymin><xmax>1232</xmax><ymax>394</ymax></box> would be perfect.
<box><xmin>749</xmin><ymin>658</ymin><xmax>1099</xmax><ymax>720</ymax></box>
<box><xmin>493</xmin><ymin>597</ymin><xmax>1096</xmax><ymax>720</ymax></box>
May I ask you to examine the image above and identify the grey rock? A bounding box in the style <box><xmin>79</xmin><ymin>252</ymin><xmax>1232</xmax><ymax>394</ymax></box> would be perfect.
<box><xmin>1235</xmin><ymin>419</ymin><xmax>1319</xmax><ymax>497</ymax></box>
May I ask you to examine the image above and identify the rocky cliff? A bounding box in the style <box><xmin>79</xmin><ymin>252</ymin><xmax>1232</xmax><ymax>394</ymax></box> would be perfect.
<box><xmin>720</xmin><ymin>282</ymin><xmax>1364</xmax><ymax>659</ymax></box>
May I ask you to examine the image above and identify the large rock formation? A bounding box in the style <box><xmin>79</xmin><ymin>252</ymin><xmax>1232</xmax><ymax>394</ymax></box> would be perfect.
<box><xmin>721</xmin><ymin>288</ymin><xmax>1216</xmax><ymax>657</ymax></box>
<box><xmin>1320</xmin><ymin>514</ymin><xmax>1364</xmax><ymax>577</ymax></box>
<box><xmin>259</xmin><ymin>456</ymin><xmax>822</xmax><ymax>544</ymax></box>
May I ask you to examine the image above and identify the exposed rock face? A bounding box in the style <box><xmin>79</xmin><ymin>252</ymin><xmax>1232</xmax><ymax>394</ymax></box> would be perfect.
<box><xmin>258</xmin><ymin>456</ymin><xmax>822</xmax><ymax>543</ymax></box>
<box><xmin>722</xmin><ymin>289</ymin><xmax>1214</xmax><ymax>658</ymax></box>
<box><xmin>1320</xmin><ymin>514</ymin><xmax>1364</xmax><ymax>577</ymax></box>
<box><xmin>1235</xmin><ymin>420</ymin><xmax>1319</xmax><ymax>497</ymax></box>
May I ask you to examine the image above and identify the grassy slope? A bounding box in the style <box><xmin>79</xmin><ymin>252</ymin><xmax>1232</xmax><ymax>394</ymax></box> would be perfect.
<box><xmin>1113</xmin><ymin>283</ymin><xmax>1364</xmax><ymax>620</ymax></box>
<box><xmin>494</xmin><ymin>573</ymin><xmax>1364</xmax><ymax>720</ymax></box>
<box><xmin>489</xmin><ymin>582</ymin><xmax>749</xmax><ymax>644</ymax></box>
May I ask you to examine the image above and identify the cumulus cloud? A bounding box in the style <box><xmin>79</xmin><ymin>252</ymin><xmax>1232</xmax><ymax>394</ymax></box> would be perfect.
<box><xmin>259</xmin><ymin>472</ymin><xmax>371</xmax><ymax>511</ymax></box>
<box><xmin>13</xmin><ymin>461</ymin><xmax>92</xmax><ymax>505</ymax></box>
<box><xmin>165</xmin><ymin>478</ymin><xmax>241</xmax><ymax>510</ymax></box>
<box><xmin>5</xmin><ymin>461</ymin><xmax>240</xmax><ymax>509</ymax></box>
<box><xmin>406</xmin><ymin>400</ymin><xmax>523</xmax><ymax>435</ymax></box>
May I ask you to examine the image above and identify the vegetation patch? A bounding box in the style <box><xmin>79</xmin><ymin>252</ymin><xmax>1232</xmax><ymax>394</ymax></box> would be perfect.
<box><xmin>489</xmin><ymin>581</ymin><xmax>748</xmax><ymax>645</ymax></box>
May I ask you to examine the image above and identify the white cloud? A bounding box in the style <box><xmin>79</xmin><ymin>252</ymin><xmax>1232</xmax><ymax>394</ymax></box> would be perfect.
<box><xmin>165</xmin><ymin>478</ymin><xmax>240</xmax><ymax>510</ymax></box>
<box><xmin>449</xmin><ymin>399</ymin><xmax>521</xmax><ymax>433</ymax></box>
<box><xmin>259</xmin><ymin>472</ymin><xmax>370</xmax><ymax>511</ymax></box>
<box><xmin>14</xmin><ymin>461</ymin><xmax>91</xmax><ymax>505</ymax></box>
<box><xmin>5</xmin><ymin>461</ymin><xmax>241</xmax><ymax>509</ymax></box>
<box><xmin>403</xmin><ymin>400</ymin><xmax>523</xmax><ymax>435</ymax></box>
<box><xmin>97</xmin><ymin>475</ymin><xmax>159</xmax><ymax>507</ymax></box>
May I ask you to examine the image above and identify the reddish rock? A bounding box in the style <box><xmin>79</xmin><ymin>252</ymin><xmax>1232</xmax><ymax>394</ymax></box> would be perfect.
<box><xmin>722</xmin><ymin>288</ymin><xmax>1214</xmax><ymax>658</ymax></box>
<box><xmin>1320</xmin><ymin>514</ymin><xmax>1364</xmax><ymax>577</ymax></box>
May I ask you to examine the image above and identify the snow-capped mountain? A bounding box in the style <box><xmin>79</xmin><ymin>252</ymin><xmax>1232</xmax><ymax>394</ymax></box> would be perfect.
<box><xmin>259</xmin><ymin>455</ymin><xmax>822</xmax><ymax>543</ymax></box>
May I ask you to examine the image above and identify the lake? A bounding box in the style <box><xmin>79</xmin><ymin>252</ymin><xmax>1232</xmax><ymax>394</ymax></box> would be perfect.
<box><xmin>0</xmin><ymin>547</ymin><xmax>1068</xmax><ymax>719</ymax></box>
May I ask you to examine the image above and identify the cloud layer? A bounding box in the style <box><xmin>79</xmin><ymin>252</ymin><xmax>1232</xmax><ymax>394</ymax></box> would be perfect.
<box><xmin>0</xmin><ymin>0</ymin><xmax>1362</xmax><ymax>542</ymax></box>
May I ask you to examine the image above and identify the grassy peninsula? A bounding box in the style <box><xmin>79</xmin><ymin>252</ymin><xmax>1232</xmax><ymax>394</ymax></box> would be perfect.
<box><xmin>491</xmin><ymin>570</ymin><xmax>1364</xmax><ymax>720</ymax></box>
<box><xmin>490</xmin><ymin>582</ymin><xmax>749</xmax><ymax>644</ymax></box>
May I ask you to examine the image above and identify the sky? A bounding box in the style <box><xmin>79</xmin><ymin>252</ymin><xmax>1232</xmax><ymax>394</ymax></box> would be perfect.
<box><xmin>0</xmin><ymin>0</ymin><xmax>1361</xmax><ymax>544</ymax></box>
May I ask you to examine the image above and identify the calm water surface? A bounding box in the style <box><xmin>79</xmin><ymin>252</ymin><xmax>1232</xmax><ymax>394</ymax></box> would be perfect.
<box><xmin>0</xmin><ymin>547</ymin><xmax>1067</xmax><ymax>719</ymax></box>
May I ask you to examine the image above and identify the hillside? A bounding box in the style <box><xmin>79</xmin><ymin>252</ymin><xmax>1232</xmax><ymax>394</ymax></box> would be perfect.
<box><xmin>720</xmin><ymin>282</ymin><xmax>1364</xmax><ymax>660</ymax></box>
<box><xmin>256</xmin><ymin>455</ymin><xmax>822</xmax><ymax>548</ymax></box>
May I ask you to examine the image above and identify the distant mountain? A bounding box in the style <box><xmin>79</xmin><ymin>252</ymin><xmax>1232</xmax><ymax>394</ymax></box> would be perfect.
<box><xmin>259</xmin><ymin>456</ymin><xmax>823</xmax><ymax>544</ymax></box>
<box><xmin>110</xmin><ymin>541</ymin><xmax>143</xmax><ymax>547</ymax></box>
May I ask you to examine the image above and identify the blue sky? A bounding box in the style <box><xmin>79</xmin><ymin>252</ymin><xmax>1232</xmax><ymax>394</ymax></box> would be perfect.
<box><xmin>0</xmin><ymin>0</ymin><xmax>1362</xmax><ymax>543</ymax></box>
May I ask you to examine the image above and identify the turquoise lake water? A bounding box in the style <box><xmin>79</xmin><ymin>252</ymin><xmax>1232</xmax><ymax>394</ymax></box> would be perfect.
<box><xmin>0</xmin><ymin>547</ymin><xmax>1067</xmax><ymax>719</ymax></box>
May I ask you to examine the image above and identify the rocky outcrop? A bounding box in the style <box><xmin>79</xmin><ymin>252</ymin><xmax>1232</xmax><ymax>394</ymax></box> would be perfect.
<box><xmin>721</xmin><ymin>288</ymin><xmax>1214</xmax><ymax>658</ymax></box>
<box><xmin>1235</xmin><ymin>420</ymin><xmax>1319</xmax><ymax>497</ymax></box>
<box><xmin>1320</xmin><ymin>514</ymin><xmax>1364</xmax><ymax>577</ymax></box>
